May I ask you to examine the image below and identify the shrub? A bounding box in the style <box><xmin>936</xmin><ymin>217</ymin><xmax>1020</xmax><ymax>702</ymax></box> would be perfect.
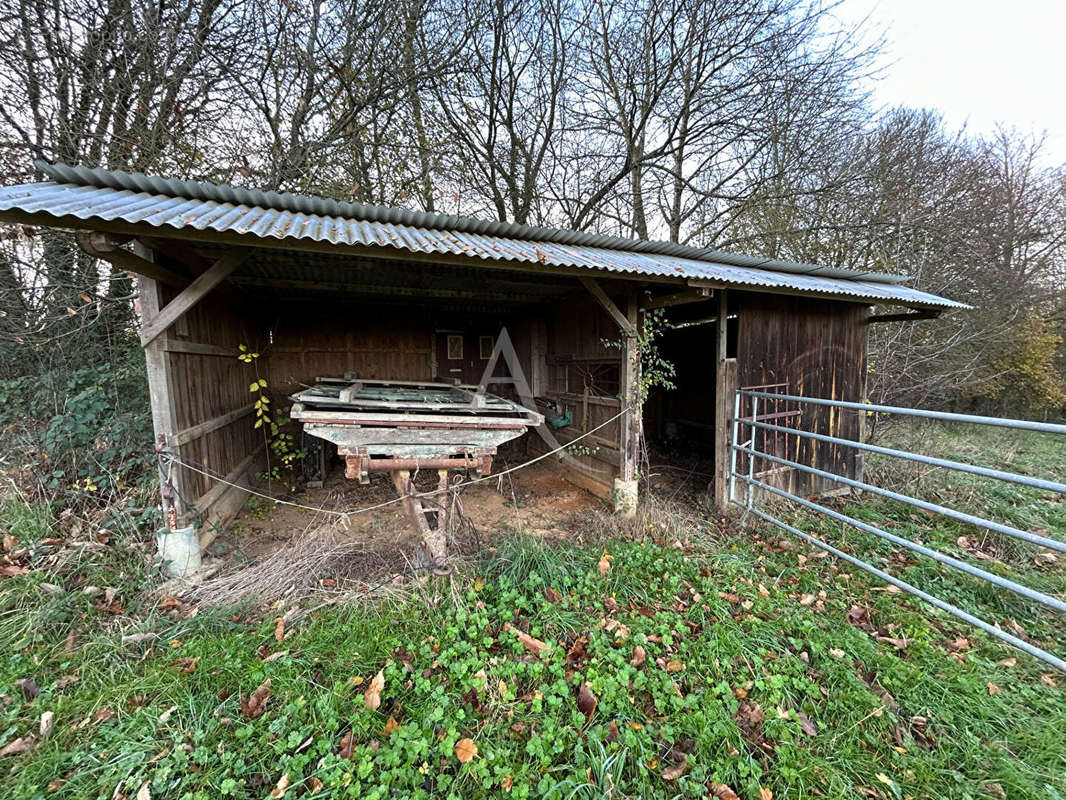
<box><xmin>0</xmin><ymin>344</ymin><xmax>156</xmax><ymax>517</ymax></box>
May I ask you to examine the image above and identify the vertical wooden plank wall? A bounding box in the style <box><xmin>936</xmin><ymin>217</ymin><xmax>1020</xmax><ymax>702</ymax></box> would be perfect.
<box><xmin>518</xmin><ymin>291</ymin><xmax>627</xmax><ymax>497</ymax></box>
<box><xmin>263</xmin><ymin>308</ymin><xmax>433</xmax><ymax>393</ymax></box>
<box><xmin>147</xmin><ymin>250</ymin><xmax>263</xmax><ymax>527</ymax></box>
<box><xmin>736</xmin><ymin>294</ymin><xmax>868</xmax><ymax>494</ymax></box>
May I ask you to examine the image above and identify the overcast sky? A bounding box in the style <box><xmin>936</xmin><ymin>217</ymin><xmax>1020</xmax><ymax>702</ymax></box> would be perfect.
<box><xmin>834</xmin><ymin>0</ymin><xmax>1065</xmax><ymax>163</ymax></box>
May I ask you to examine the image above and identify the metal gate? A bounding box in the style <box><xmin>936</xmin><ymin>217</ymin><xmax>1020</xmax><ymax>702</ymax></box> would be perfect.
<box><xmin>729</xmin><ymin>389</ymin><xmax>1066</xmax><ymax>673</ymax></box>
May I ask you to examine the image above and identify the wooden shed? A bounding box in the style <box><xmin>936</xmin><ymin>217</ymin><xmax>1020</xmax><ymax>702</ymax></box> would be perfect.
<box><xmin>0</xmin><ymin>161</ymin><xmax>965</xmax><ymax>536</ymax></box>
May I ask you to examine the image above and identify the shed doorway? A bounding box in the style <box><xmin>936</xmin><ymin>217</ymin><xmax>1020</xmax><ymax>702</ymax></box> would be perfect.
<box><xmin>642</xmin><ymin>303</ymin><xmax>735</xmax><ymax>496</ymax></box>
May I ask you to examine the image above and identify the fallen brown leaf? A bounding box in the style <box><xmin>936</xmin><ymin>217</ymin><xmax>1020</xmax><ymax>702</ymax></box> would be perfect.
<box><xmin>665</xmin><ymin>659</ymin><xmax>684</xmax><ymax>673</ymax></box>
<box><xmin>336</xmin><ymin>731</ymin><xmax>354</xmax><ymax>759</ymax></box>
<box><xmin>759</xmin><ymin>789</ymin><xmax>773</xmax><ymax>800</ymax></box>
<box><xmin>39</xmin><ymin>711</ymin><xmax>54</xmax><ymax>738</ymax></box>
<box><xmin>597</xmin><ymin>554</ymin><xmax>611</xmax><ymax>576</ymax></box>
<box><xmin>136</xmin><ymin>780</ymin><xmax>151</xmax><ymax>800</ymax></box>
<box><xmin>240</xmin><ymin>678</ymin><xmax>272</xmax><ymax>718</ymax></box>
<box><xmin>384</xmin><ymin>715</ymin><xmax>400</xmax><ymax>735</ymax></box>
<box><xmin>709</xmin><ymin>782</ymin><xmax>741</xmax><ymax>800</ymax></box>
<box><xmin>171</xmin><ymin>657</ymin><xmax>198</xmax><ymax>674</ymax></box>
<box><xmin>308</xmin><ymin>776</ymin><xmax>324</xmax><ymax>794</ymax></box>
<box><xmin>503</xmin><ymin>622</ymin><xmax>552</xmax><ymax>657</ymax></box>
<box><xmin>455</xmin><ymin>737</ymin><xmax>478</xmax><ymax>763</ymax></box>
<box><xmin>630</xmin><ymin>645</ymin><xmax>646</xmax><ymax>667</ymax></box>
<box><xmin>661</xmin><ymin>756</ymin><xmax>688</xmax><ymax>781</ymax></box>
<box><xmin>577</xmin><ymin>682</ymin><xmax>597</xmax><ymax>723</ymax></box>
<box><xmin>274</xmin><ymin>617</ymin><xmax>285</xmax><ymax>643</ymax></box>
<box><xmin>0</xmin><ymin>737</ymin><xmax>35</xmax><ymax>756</ymax></box>
<box><xmin>269</xmin><ymin>773</ymin><xmax>290</xmax><ymax>798</ymax></box>
<box><xmin>987</xmin><ymin>682</ymin><xmax>1002</xmax><ymax>696</ymax></box>
<box><xmin>501</xmin><ymin>774</ymin><xmax>513</xmax><ymax>792</ymax></box>
<box><xmin>364</xmin><ymin>669</ymin><xmax>385</xmax><ymax>711</ymax></box>
<box><xmin>797</xmin><ymin>711</ymin><xmax>818</xmax><ymax>736</ymax></box>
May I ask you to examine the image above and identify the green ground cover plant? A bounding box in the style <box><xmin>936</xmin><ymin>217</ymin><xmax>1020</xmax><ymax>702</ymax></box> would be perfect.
<box><xmin>0</xmin><ymin>423</ymin><xmax>1063</xmax><ymax>799</ymax></box>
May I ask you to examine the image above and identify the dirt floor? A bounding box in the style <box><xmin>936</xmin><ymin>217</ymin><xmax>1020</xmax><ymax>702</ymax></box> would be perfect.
<box><xmin>213</xmin><ymin>443</ymin><xmax>603</xmax><ymax>574</ymax></box>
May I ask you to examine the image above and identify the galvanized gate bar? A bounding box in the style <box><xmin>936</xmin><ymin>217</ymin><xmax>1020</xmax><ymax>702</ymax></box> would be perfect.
<box><xmin>730</xmin><ymin>389</ymin><xmax>1066</xmax><ymax>672</ymax></box>
<box><xmin>743</xmin><ymin>418</ymin><xmax>1066</xmax><ymax>495</ymax></box>
<box><xmin>735</xmin><ymin>473</ymin><xmax>1066</xmax><ymax>613</ymax></box>
<box><xmin>744</xmin><ymin>506</ymin><xmax>1066</xmax><ymax>674</ymax></box>
<box><xmin>738</xmin><ymin>389</ymin><xmax>1066</xmax><ymax>435</ymax></box>
<box><xmin>731</xmin><ymin>442</ymin><xmax>1066</xmax><ymax>553</ymax></box>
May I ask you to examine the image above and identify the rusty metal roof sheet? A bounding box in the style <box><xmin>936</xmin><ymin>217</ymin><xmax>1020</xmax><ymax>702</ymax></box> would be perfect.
<box><xmin>0</xmin><ymin>162</ymin><xmax>968</xmax><ymax>310</ymax></box>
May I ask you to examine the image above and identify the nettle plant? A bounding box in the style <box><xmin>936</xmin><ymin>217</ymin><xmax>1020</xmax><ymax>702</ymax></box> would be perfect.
<box><xmin>238</xmin><ymin>345</ymin><xmax>305</xmax><ymax>491</ymax></box>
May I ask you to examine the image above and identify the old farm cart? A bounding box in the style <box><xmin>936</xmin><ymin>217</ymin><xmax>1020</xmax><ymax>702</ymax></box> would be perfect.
<box><xmin>292</xmin><ymin>378</ymin><xmax>543</xmax><ymax>570</ymax></box>
<box><xmin>730</xmin><ymin>390</ymin><xmax>1066</xmax><ymax>672</ymax></box>
<box><xmin>0</xmin><ymin>161</ymin><xmax>965</xmax><ymax>565</ymax></box>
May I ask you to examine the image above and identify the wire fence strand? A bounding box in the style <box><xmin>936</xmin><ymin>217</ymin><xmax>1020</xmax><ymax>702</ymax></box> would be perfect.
<box><xmin>159</xmin><ymin>405</ymin><xmax>633</xmax><ymax>525</ymax></box>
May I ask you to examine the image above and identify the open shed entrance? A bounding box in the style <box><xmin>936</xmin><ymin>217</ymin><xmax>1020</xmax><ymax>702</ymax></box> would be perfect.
<box><xmin>642</xmin><ymin>295</ymin><xmax>735</xmax><ymax>496</ymax></box>
<box><xmin>135</xmin><ymin>237</ymin><xmax>654</xmax><ymax>563</ymax></box>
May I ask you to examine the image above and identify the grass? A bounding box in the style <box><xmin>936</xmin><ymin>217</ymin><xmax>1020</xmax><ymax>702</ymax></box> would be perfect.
<box><xmin>0</xmin><ymin>422</ymin><xmax>1063</xmax><ymax>799</ymax></box>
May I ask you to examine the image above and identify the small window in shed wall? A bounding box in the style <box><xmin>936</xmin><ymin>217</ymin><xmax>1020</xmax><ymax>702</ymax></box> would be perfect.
<box><xmin>447</xmin><ymin>335</ymin><xmax>463</xmax><ymax>360</ymax></box>
<box><xmin>479</xmin><ymin>336</ymin><xmax>494</xmax><ymax>359</ymax></box>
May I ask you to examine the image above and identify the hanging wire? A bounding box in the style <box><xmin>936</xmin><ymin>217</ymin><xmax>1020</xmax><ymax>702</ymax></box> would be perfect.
<box><xmin>157</xmin><ymin>405</ymin><xmax>634</xmax><ymax>525</ymax></box>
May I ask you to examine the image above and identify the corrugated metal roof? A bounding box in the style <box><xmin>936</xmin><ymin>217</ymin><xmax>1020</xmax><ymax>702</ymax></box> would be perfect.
<box><xmin>35</xmin><ymin>160</ymin><xmax>907</xmax><ymax>284</ymax></box>
<box><xmin>0</xmin><ymin>165</ymin><xmax>969</xmax><ymax>311</ymax></box>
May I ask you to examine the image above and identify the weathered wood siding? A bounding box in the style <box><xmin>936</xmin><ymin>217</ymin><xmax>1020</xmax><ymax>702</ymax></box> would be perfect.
<box><xmin>736</xmin><ymin>294</ymin><xmax>868</xmax><ymax>494</ymax></box>
<box><xmin>154</xmin><ymin>273</ymin><xmax>261</xmax><ymax>508</ymax></box>
<box><xmin>517</xmin><ymin>291</ymin><xmax>626</xmax><ymax>496</ymax></box>
<box><xmin>263</xmin><ymin>308</ymin><xmax>433</xmax><ymax>393</ymax></box>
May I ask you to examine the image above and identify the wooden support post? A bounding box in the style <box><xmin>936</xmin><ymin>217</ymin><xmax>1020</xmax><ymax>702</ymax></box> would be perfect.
<box><xmin>615</xmin><ymin>288</ymin><xmax>640</xmax><ymax>516</ymax></box>
<box><xmin>714</xmin><ymin>290</ymin><xmax>738</xmax><ymax>511</ymax></box>
<box><xmin>392</xmin><ymin>469</ymin><xmax>451</xmax><ymax>574</ymax></box>
<box><xmin>135</xmin><ymin>243</ymin><xmax>188</xmax><ymax>529</ymax></box>
<box><xmin>139</xmin><ymin>248</ymin><xmax>249</xmax><ymax>347</ymax></box>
